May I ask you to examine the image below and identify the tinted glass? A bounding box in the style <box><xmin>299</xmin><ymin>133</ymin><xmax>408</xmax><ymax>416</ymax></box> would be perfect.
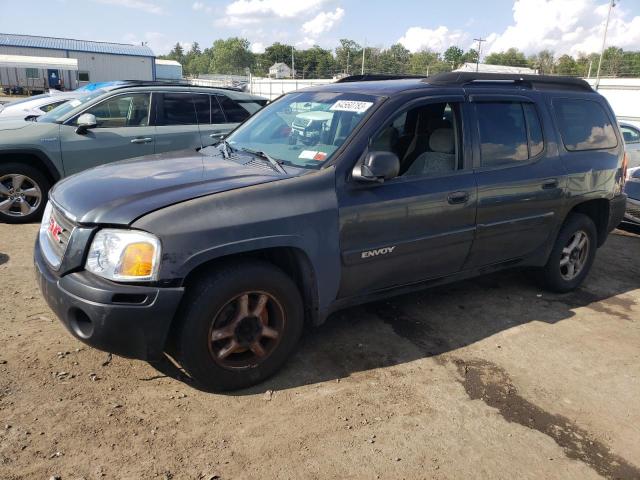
<box><xmin>477</xmin><ymin>102</ymin><xmax>528</xmax><ymax>166</ymax></box>
<box><xmin>218</xmin><ymin>95</ymin><xmax>251</xmax><ymax>123</ymax></box>
<box><xmin>158</xmin><ymin>93</ymin><xmax>196</xmax><ymax>125</ymax></box>
<box><xmin>38</xmin><ymin>89</ymin><xmax>107</xmax><ymax>123</ymax></box>
<box><xmin>41</xmin><ymin>100</ymin><xmax>67</xmax><ymax>112</ymax></box>
<box><xmin>621</xmin><ymin>126</ymin><xmax>640</xmax><ymax>144</ymax></box>
<box><xmin>555</xmin><ymin>99</ymin><xmax>617</xmax><ymax>151</ymax></box>
<box><xmin>524</xmin><ymin>103</ymin><xmax>544</xmax><ymax>157</ymax></box>
<box><xmin>192</xmin><ymin>94</ymin><xmax>210</xmax><ymax>124</ymax></box>
<box><xmin>84</xmin><ymin>93</ymin><xmax>150</xmax><ymax>128</ymax></box>
<box><xmin>211</xmin><ymin>95</ymin><xmax>226</xmax><ymax>123</ymax></box>
<box><xmin>78</xmin><ymin>72</ymin><xmax>90</xmax><ymax>82</ymax></box>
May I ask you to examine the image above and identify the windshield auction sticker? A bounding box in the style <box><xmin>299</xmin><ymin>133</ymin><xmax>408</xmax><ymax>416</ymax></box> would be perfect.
<box><xmin>329</xmin><ymin>100</ymin><xmax>373</xmax><ymax>114</ymax></box>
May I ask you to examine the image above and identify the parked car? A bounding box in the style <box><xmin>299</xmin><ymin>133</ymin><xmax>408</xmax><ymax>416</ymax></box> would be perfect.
<box><xmin>0</xmin><ymin>81</ymin><xmax>267</xmax><ymax>223</ymax></box>
<box><xmin>35</xmin><ymin>73</ymin><xmax>627</xmax><ymax>391</ymax></box>
<box><xmin>619</xmin><ymin>121</ymin><xmax>640</xmax><ymax>173</ymax></box>
<box><xmin>0</xmin><ymin>91</ymin><xmax>79</xmax><ymax>121</ymax></box>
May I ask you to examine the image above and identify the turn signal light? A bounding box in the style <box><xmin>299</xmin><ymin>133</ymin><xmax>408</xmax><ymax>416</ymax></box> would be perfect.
<box><xmin>118</xmin><ymin>242</ymin><xmax>155</xmax><ymax>277</ymax></box>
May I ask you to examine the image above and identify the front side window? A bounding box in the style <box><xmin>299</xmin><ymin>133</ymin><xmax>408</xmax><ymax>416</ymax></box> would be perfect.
<box><xmin>156</xmin><ymin>93</ymin><xmax>196</xmax><ymax>125</ymax></box>
<box><xmin>554</xmin><ymin>99</ymin><xmax>617</xmax><ymax>151</ymax></box>
<box><xmin>82</xmin><ymin>93</ymin><xmax>151</xmax><ymax>128</ymax></box>
<box><xmin>370</xmin><ymin>102</ymin><xmax>461</xmax><ymax>177</ymax></box>
<box><xmin>477</xmin><ymin>102</ymin><xmax>544</xmax><ymax>167</ymax></box>
<box><xmin>224</xmin><ymin>91</ymin><xmax>380</xmax><ymax>169</ymax></box>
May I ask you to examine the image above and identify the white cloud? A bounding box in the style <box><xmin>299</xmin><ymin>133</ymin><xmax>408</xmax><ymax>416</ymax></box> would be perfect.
<box><xmin>301</xmin><ymin>7</ymin><xmax>345</xmax><ymax>35</ymax></box>
<box><xmin>222</xmin><ymin>0</ymin><xmax>328</xmax><ymax>25</ymax></box>
<box><xmin>94</xmin><ymin>0</ymin><xmax>165</xmax><ymax>15</ymax></box>
<box><xmin>484</xmin><ymin>0</ymin><xmax>640</xmax><ymax>56</ymax></box>
<box><xmin>398</xmin><ymin>26</ymin><xmax>468</xmax><ymax>53</ymax></box>
<box><xmin>192</xmin><ymin>1</ymin><xmax>213</xmax><ymax>13</ymax></box>
<box><xmin>250</xmin><ymin>42</ymin><xmax>266</xmax><ymax>54</ymax></box>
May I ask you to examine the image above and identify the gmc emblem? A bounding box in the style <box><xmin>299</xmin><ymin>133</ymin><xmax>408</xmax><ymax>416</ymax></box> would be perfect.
<box><xmin>48</xmin><ymin>217</ymin><xmax>64</xmax><ymax>243</ymax></box>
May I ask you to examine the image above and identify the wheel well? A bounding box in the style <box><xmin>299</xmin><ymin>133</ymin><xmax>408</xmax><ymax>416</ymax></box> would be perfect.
<box><xmin>182</xmin><ymin>247</ymin><xmax>320</xmax><ymax>325</ymax></box>
<box><xmin>0</xmin><ymin>152</ymin><xmax>60</xmax><ymax>186</ymax></box>
<box><xmin>568</xmin><ymin>199</ymin><xmax>610</xmax><ymax>246</ymax></box>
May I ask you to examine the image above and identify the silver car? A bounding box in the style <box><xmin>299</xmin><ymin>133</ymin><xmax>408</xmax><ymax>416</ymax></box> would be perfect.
<box><xmin>0</xmin><ymin>91</ymin><xmax>80</xmax><ymax>121</ymax></box>
<box><xmin>620</xmin><ymin>121</ymin><xmax>640</xmax><ymax>173</ymax></box>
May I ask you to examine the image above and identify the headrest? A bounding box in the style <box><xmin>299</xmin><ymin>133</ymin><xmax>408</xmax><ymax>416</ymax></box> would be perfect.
<box><xmin>429</xmin><ymin>128</ymin><xmax>454</xmax><ymax>154</ymax></box>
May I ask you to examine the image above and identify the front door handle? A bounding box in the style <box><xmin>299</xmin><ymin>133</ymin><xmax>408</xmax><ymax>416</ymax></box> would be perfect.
<box><xmin>542</xmin><ymin>179</ymin><xmax>559</xmax><ymax>189</ymax></box>
<box><xmin>447</xmin><ymin>191</ymin><xmax>469</xmax><ymax>204</ymax></box>
<box><xmin>209</xmin><ymin>131</ymin><xmax>225</xmax><ymax>139</ymax></box>
<box><xmin>131</xmin><ymin>137</ymin><xmax>152</xmax><ymax>144</ymax></box>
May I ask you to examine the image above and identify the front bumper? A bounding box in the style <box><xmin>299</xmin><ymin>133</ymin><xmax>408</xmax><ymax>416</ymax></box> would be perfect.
<box><xmin>624</xmin><ymin>196</ymin><xmax>640</xmax><ymax>224</ymax></box>
<box><xmin>34</xmin><ymin>237</ymin><xmax>184</xmax><ymax>361</ymax></box>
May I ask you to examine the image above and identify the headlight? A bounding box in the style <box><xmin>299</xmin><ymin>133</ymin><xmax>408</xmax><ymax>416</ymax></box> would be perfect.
<box><xmin>86</xmin><ymin>229</ymin><xmax>161</xmax><ymax>282</ymax></box>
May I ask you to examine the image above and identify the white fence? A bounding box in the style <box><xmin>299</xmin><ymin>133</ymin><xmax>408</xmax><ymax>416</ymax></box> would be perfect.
<box><xmin>588</xmin><ymin>78</ymin><xmax>640</xmax><ymax>123</ymax></box>
<box><xmin>248</xmin><ymin>78</ymin><xmax>335</xmax><ymax>101</ymax></box>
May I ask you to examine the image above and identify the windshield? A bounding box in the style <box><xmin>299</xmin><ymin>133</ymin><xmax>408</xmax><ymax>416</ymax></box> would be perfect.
<box><xmin>222</xmin><ymin>91</ymin><xmax>379</xmax><ymax>169</ymax></box>
<box><xmin>38</xmin><ymin>89</ymin><xmax>106</xmax><ymax>123</ymax></box>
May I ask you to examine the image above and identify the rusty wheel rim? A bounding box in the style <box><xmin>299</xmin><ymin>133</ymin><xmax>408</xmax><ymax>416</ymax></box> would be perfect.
<box><xmin>208</xmin><ymin>291</ymin><xmax>285</xmax><ymax>370</ymax></box>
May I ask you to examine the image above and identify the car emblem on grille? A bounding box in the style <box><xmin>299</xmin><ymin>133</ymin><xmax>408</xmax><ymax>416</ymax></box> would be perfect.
<box><xmin>48</xmin><ymin>217</ymin><xmax>64</xmax><ymax>244</ymax></box>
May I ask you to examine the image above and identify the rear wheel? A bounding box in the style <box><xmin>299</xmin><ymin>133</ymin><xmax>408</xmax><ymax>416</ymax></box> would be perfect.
<box><xmin>0</xmin><ymin>163</ymin><xmax>50</xmax><ymax>224</ymax></box>
<box><xmin>539</xmin><ymin>213</ymin><xmax>597</xmax><ymax>293</ymax></box>
<box><xmin>177</xmin><ymin>260</ymin><xmax>304</xmax><ymax>391</ymax></box>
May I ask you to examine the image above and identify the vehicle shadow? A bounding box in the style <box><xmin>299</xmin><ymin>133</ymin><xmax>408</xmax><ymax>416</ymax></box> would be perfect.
<box><xmin>149</xmin><ymin>230</ymin><xmax>639</xmax><ymax>395</ymax></box>
<box><xmin>0</xmin><ymin>253</ymin><xmax>9</xmax><ymax>266</ymax></box>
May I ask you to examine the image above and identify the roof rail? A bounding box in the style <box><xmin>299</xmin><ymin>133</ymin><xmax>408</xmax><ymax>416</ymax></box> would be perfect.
<box><xmin>335</xmin><ymin>74</ymin><xmax>426</xmax><ymax>83</ymax></box>
<box><xmin>110</xmin><ymin>80</ymin><xmax>244</xmax><ymax>92</ymax></box>
<box><xmin>424</xmin><ymin>72</ymin><xmax>593</xmax><ymax>92</ymax></box>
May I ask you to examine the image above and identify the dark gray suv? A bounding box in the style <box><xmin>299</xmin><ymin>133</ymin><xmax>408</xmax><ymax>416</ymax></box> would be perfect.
<box><xmin>35</xmin><ymin>73</ymin><xmax>627</xmax><ymax>391</ymax></box>
<box><xmin>0</xmin><ymin>81</ymin><xmax>267</xmax><ymax>223</ymax></box>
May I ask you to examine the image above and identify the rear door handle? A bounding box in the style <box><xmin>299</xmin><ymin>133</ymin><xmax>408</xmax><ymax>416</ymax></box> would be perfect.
<box><xmin>447</xmin><ymin>191</ymin><xmax>469</xmax><ymax>205</ymax></box>
<box><xmin>131</xmin><ymin>137</ymin><xmax>152</xmax><ymax>144</ymax></box>
<box><xmin>542</xmin><ymin>179</ymin><xmax>559</xmax><ymax>189</ymax></box>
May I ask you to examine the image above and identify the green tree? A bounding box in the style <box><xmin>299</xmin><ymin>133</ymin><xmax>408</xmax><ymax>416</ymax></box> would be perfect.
<box><xmin>409</xmin><ymin>49</ymin><xmax>441</xmax><ymax>75</ymax></box>
<box><xmin>485</xmin><ymin>48</ymin><xmax>528</xmax><ymax>67</ymax></box>
<box><xmin>443</xmin><ymin>46</ymin><xmax>464</xmax><ymax>69</ymax></box>
<box><xmin>209</xmin><ymin>37</ymin><xmax>254</xmax><ymax>75</ymax></box>
<box><xmin>460</xmin><ymin>49</ymin><xmax>479</xmax><ymax>65</ymax></box>
<box><xmin>336</xmin><ymin>39</ymin><xmax>362</xmax><ymax>75</ymax></box>
<box><xmin>529</xmin><ymin>50</ymin><xmax>555</xmax><ymax>74</ymax></box>
<box><xmin>556</xmin><ymin>54</ymin><xmax>578</xmax><ymax>75</ymax></box>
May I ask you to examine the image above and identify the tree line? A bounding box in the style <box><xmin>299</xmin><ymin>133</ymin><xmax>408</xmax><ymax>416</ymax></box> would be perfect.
<box><xmin>160</xmin><ymin>38</ymin><xmax>640</xmax><ymax>79</ymax></box>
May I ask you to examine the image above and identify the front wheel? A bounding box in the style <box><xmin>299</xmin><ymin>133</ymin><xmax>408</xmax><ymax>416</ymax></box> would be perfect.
<box><xmin>0</xmin><ymin>163</ymin><xmax>50</xmax><ymax>224</ymax></box>
<box><xmin>539</xmin><ymin>213</ymin><xmax>597</xmax><ymax>293</ymax></box>
<box><xmin>177</xmin><ymin>260</ymin><xmax>304</xmax><ymax>391</ymax></box>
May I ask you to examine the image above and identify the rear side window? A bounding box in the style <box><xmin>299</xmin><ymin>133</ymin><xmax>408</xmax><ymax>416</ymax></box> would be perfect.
<box><xmin>476</xmin><ymin>102</ymin><xmax>544</xmax><ymax>167</ymax></box>
<box><xmin>218</xmin><ymin>95</ymin><xmax>251</xmax><ymax>123</ymax></box>
<box><xmin>554</xmin><ymin>99</ymin><xmax>617</xmax><ymax>151</ymax></box>
<box><xmin>211</xmin><ymin>96</ymin><xmax>226</xmax><ymax>123</ymax></box>
<box><xmin>157</xmin><ymin>93</ymin><xmax>196</xmax><ymax>125</ymax></box>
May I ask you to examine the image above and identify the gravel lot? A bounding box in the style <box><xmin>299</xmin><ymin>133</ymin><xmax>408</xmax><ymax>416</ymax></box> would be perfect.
<box><xmin>1</xmin><ymin>223</ymin><xmax>639</xmax><ymax>480</ymax></box>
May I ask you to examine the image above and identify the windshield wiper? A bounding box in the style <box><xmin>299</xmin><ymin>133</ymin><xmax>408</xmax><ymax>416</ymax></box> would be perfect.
<box><xmin>239</xmin><ymin>147</ymin><xmax>287</xmax><ymax>174</ymax></box>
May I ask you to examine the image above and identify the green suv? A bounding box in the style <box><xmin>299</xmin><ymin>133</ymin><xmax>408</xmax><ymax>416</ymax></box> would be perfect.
<box><xmin>0</xmin><ymin>81</ymin><xmax>267</xmax><ymax>223</ymax></box>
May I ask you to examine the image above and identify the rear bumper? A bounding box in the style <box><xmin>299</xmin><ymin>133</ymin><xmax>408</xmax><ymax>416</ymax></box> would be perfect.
<box><xmin>608</xmin><ymin>193</ymin><xmax>627</xmax><ymax>231</ymax></box>
<box><xmin>34</xmin><ymin>236</ymin><xmax>184</xmax><ymax>361</ymax></box>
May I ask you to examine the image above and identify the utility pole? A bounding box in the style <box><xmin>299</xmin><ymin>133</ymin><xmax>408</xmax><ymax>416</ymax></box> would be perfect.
<box><xmin>596</xmin><ymin>0</ymin><xmax>616</xmax><ymax>89</ymax></box>
<box><xmin>346</xmin><ymin>49</ymin><xmax>350</xmax><ymax>76</ymax></box>
<box><xmin>361</xmin><ymin>39</ymin><xmax>366</xmax><ymax>75</ymax></box>
<box><xmin>291</xmin><ymin>46</ymin><xmax>295</xmax><ymax>79</ymax></box>
<box><xmin>473</xmin><ymin>37</ymin><xmax>485</xmax><ymax>72</ymax></box>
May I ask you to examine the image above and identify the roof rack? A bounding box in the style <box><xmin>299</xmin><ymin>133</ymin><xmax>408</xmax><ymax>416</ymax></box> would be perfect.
<box><xmin>110</xmin><ymin>80</ymin><xmax>244</xmax><ymax>92</ymax></box>
<box><xmin>335</xmin><ymin>74</ymin><xmax>426</xmax><ymax>83</ymax></box>
<box><xmin>424</xmin><ymin>72</ymin><xmax>592</xmax><ymax>92</ymax></box>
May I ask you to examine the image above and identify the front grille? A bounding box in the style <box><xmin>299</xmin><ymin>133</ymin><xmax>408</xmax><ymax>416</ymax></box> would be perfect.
<box><xmin>42</xmin><ymin>206</ymin><xmax>75</xmax><ymax>268</ymax></box>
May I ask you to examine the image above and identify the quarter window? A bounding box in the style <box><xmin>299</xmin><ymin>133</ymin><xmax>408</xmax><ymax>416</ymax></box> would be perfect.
<box><xmin>156</xmin><ymin>93</ymin><xmax>197</xmax><ymax>125</ymax></box>
<box><xmin>476</xmin><ymin>102</ymin><xmax>544</xmax><ymax>167</ymax></box>
<box><xmin>554</xmin><ymin>99</ymin><xmax>617</xmax><ymax>151</ymax></box>
<box><xmin>82</xmin><ymin>93</ymin><xmax>150</xmax><ymax>128</ymax></box>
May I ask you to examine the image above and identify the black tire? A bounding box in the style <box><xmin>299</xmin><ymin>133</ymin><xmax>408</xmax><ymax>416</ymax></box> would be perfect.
<box><xmin>539</xmin><ymin>213</ymin><xmax>597</xmax><ymax>293</ymax></box>
<box><xmin>0</xmin><ymin>162</ymin><xmax>50</xmax><ymax>224</ymax></box>
<box><xmin>177</xmin><ymin>260</ymin><xmax>304</xmax><ymax>392</ymax></box>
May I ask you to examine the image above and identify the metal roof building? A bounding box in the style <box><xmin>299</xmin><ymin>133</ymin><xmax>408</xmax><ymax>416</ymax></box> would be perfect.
<box><xmin>0</xmin><ymin>33</ymin><xmax>156</xmax><ymax>92</ymax></box>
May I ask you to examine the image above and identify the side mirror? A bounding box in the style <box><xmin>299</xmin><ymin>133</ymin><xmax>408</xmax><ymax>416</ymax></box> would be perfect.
<box><xmin>352</xmin><ymin>151</ymin><xmax>400</xmax><ymax>183</ymax></box>
<box><xmin>75</xmin><ymin>113</ymin><xmax>97</xmax><ymax>134</ymax></box>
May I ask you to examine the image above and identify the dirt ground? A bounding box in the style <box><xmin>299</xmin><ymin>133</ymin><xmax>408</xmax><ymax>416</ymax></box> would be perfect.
<box><xmin>1</xmin><ymin>223</ymin><xmax>639</xmax><ymax>480</ymax></box>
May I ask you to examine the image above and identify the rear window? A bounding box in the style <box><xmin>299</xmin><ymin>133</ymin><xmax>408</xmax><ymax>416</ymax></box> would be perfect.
<box><xmin>554</xmin><ymin>99</ymin><xmax>617</xmax><ymax>151</ymax></box>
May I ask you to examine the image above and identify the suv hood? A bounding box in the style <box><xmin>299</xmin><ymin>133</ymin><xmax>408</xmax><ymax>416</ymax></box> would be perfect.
<box><xmin>51</xmin><ymin>149</ymin><xmax>288</xmax><ymax>225</ymax></box>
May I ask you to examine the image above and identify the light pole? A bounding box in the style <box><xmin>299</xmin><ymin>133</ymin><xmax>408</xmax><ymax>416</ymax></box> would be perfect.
<box><xmin>361</xmin><ymin>39</ymin><xmax>366</xmax><ymax>76</ymax></box>
<box><xmin>474</xmin><ymin>37</ymin><xmax>485</xmax><ymax>72</ymax></box>
<box><xmin>595</xmin><ymin>0</ymin><xmax>616</xmax><ymax>89</ymax></box>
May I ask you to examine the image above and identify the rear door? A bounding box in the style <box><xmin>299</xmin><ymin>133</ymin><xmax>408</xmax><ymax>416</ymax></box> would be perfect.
<box><xmin>153</xmin><ymin>91</ymin><xmax>204</xmax><ymax>153</ymax></box>
<box><xmin>337</xmin><ymin>96</ymin><xmax>478</xmax><ymax>298</ymax></box>
<box><xmin>59</xmin><ymin>92</ymin><xmax>154</xmax><ymax>175</ymax></box>
<box><xmin>463</xmin><ymin>92</ymin><xmax>566</xmax><ymax>268</ymax></box>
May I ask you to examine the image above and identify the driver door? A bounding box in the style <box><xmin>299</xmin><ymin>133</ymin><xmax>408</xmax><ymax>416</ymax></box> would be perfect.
<box><xmin>60</xmin><ymin>92</ymin><xmax>155</xmax><ymax>175</ymax></box>
<box><xmin>337</xmin><ymin>97</ymin><xmax>478</xmax><ymax>298</ymax></box>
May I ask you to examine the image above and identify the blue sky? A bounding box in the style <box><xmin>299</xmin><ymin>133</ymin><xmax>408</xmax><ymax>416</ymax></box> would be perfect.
<box><xmin>1</xmin><ymin>0</ymin><xmax>639</xmax><ymax>57</ymax></box>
